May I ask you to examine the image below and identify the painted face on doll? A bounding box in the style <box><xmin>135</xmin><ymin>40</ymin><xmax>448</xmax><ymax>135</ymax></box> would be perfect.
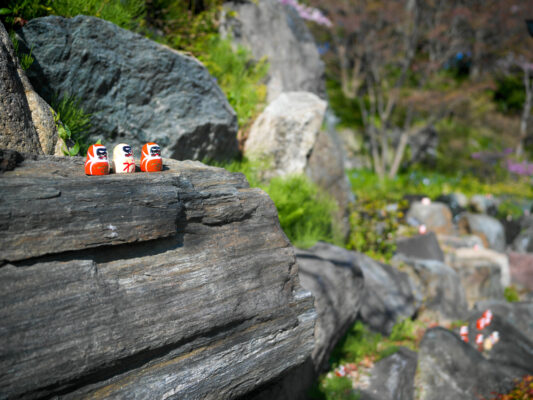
<box><xmin>141</xmin><ymin>142</ymin><xmax>163</xmax><ymax>172</ymax></box>
<box><xmin>113</xmin><ymin>143</ymin><xmax>135</xmax><ymax>173</ymax></box>
<box><xmin>85</xmin><ymin>144</ymin><xmax>110</xmax><ymax>176</ymax></box>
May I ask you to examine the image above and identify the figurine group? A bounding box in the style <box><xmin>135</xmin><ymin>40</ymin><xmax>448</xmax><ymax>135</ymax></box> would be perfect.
<box><xmin>84</xmin><ymin>143</ymin><xmax>163</xmax><ymax>175</ymax></box>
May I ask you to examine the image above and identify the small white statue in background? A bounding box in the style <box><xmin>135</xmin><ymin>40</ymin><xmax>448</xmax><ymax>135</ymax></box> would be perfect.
<box><xmin>113</xmin><ymin>143</ymin><xmax>135</xmax><ymax>173</ymax></box>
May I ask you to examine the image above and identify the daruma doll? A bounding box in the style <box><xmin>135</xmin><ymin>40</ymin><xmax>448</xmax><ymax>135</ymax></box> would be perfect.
<box><xmin>113</xmin><ymin>143</ymin><xmax>135</xmax><ymax>173</ymax></box>
<box><xmin>85</xmin><ymin>144</ymin><xmax>110</xmax><ymax>176</ymax></box>
<box><xmin>141</xmin><ymin>142</ymin><xmax>163</xmax><ymax>172</ymax></box>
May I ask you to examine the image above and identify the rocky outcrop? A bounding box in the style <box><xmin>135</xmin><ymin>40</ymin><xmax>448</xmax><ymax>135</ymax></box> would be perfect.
<box><xmin>0</xmin><ymin>22</ymin><xmax>43</xmax><ymax>154</ymax></box>
<box><xmin>406</xmin><ymin>201</ymin><xmax>453</xmax><ymax>234</ymax></box>
<box><xmin>474</xmin><ymin>300</ymin><xmax>533</xmax><ymax>342</ymax></box>
<box><xmin>244</xmin><ymin>92</ymin><xmax>353</xmax><ymax>234</ymax></box>
<box><xmin>296</xmin><ymin>243</ymin><xmax>365</xmax><ymax>371</ymax></box>
<box><xmin>221</xmin><ymin>0</ymin><xmax>325</xmax><ymax>102</ymax></box>
<box><xmin>0</xmin><ymin>156</ymin><xmax>315</xmax><ymax>399</ymax></box>
<box><xmin>18</xmin><ymin>16</ymin><xmax>238</xmax><ymax>161</ymax></box>
<box><xmin>416</xmin><ymin>328</ymin><xmax>517</xmax><ymax>400</ymax></box>
<box><xmin>392</xmin><ymin>256</ymin><xmax>468</xmax><ymax>321</ymax></box>
<box><xmin>458</xmin><ymin>212</ymin><xmax>506</xmax><ymax>252</ymax></box>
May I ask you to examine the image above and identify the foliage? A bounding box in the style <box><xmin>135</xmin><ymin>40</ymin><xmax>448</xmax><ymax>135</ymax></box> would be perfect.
<box><xmin>8</xmin><ymin>30</ymin><xmax>33</xmax><ymax>70</ymax></box>
<box><xmin>51</xmin><ymin>95</ymin><xmax>92</xmax><ymax>156</ymax></box>
<box><xmin>312</xmin><ymin>376</ymin><xmax>359</xmax><ymax>400</ymax></box>
<box><xmin>504</xmin><ymin>286</ymin><xmax>520</xmax><ymax>303</ymax></box>
<box><xmin>200</xmin><ymin>37</ymin><xmax>268</xmax><ymax>128</ymax></box>
<box><xmin>347</xmin><ymin>197</ymin><xmax>408</xmax><ymax>261</ymax></box>
<box><xmin>264</xmin><ymin>175</ymin><xmax>340</xmax><ymax>249</ymax></box>
<box><xmin>497</xmin><ymin>200</ymin><xmax>525</xmax><ymax>221</ymax></box>
<box><xmin>493</xmin><ymin>74</ymin><xmax>527</xmax><ymax>115</ymax></box>
<box><xmin>0</xmin><ymin>0</ymin><xmax>51</xmax><ymax>29</ymax></box>
<box><xmin>489</xmin><ymin>375</ymin><xmax>533</xmax><ymax>400</ymax></box>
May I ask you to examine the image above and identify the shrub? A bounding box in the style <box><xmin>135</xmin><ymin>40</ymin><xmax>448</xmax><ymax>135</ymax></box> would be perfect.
<box><xmin>264</xmin><ymin>174</ymin><xmax>340</xmax><ymax>249</ymax></box>
<box><xmin>317</xmin><ymin>376</ymin><xmax>359</xmax><ymax>400</ymax></box>
<box><xmin>489</xmin><ymin>375</ymin><xmax>533</xmax><ymax>400</ymax></box>
<box><xmin>504</xmin><ymin>286</ymin><xmax>520</xmax><ymax>303</ymax></box>
<box><xmin>201</xmin><ymin>37</ymin><xmax>268</xmax><ymax>128</ymax></box>
<box><xmin>51</xmin><ymin>94</ymin><xmax>93</xmax><ymax>156</ymax></box>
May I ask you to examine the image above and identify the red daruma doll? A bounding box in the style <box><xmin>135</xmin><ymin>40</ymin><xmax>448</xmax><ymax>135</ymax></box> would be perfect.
<box><xmin>85</xmin><ymin>144</ymin><xmax>110</xmax><ymax>176</ymax></box>
<box><xmin>141</xmin><ymin>142</ymin><xmax>163</xmax><ymax>172</ymax></box>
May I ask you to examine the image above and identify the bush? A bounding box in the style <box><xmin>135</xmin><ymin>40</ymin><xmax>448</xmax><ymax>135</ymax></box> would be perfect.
<box><xmin>201</xmin><ymin>37</ymin><xmax>268</xmax><ymax>128</ymax></box>
<box><xmin>316</xmin><ymin>376</ymin><xmax>359</xmax><ymax>400</ymax></box>
<box><xmin>264</xmin><ymin>175</ymin><xmax>340</xmax><ymax>249</ymax></box>
<box><xmin>504</xmin><ymin>286</ymin><xmax>520</xmax><ymax>303</ymax></box>
<box><xmin>51</xmin><ymin>94</ymin><xmax>93</xmax><ymax>156</ymax></box>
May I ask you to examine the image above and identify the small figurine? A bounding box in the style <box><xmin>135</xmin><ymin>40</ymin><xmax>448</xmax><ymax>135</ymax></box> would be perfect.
<box><xmin>140</xmin><ymin>142</ymin><xmax>163</xmax><ymax>172</ymax></box>
<box><xmin>113</xmin><ymin>143</ymin><xmax>135</xmax><ymax>173</ymax></box>
<box><xmin>475</xmin><ymin>333</ymin><xmax>484</xmax><ymax>351</ymax></box>
<box><xmin>85</xmin><ymin>144</ymin><xmax>110</xmax><ymax>176</ymax></box>
<box><xmin>460</xmin><ymin>325</ymin><xmax>469</xmax><ymax>343</ymax></box>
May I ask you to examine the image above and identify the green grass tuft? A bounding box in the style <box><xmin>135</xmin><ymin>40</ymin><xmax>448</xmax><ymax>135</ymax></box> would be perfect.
<box><xmin>51</xmin><ymin>94</ymin><xmax>93</xmax><ymax>156</ymax></box>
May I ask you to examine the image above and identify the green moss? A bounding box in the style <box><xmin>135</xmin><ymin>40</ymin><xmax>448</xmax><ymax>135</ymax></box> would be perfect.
<box><xmin>504</xmin><ymin>286</ymin><xmax>520</xmax><ymax>303</ymax></box>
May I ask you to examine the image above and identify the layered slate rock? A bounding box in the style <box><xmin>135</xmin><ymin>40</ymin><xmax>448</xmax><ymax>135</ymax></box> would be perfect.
<box><xmin>296</xmin><ymin>242</ymin><xmax>365</xmax><ymax>371</ymax></box>
<box><xmin>0</xmin><ymin>157</ymin><xmax>315</xmax><ymax>399</ymax></box>
<box><xmin>221</xmin><ymin>0</ymin><xmax>325</xmax><ymax>102</ymax></box>
<box><xmin>392</xmin><ymin>256</ymin><xmax>468</xmax><ymax>321</ymax></box>
<box><xmin>416</xmin><ymin>328</ymin><xmax>516</xmax><ymax>400</ymax></box>
<box><xmin>0</xmin><ymin>22</ymin><xmax>43</xmax><ymax>154</ymax></box>
<box><xmin>19</xmin><ymin>16</ymin><xmax>238</xmax><ymax>161</ymax></box>
<box><xmin>395</xmin><ymin>232</ymin><xmax>444</xmax><ymax>262</ymax></box>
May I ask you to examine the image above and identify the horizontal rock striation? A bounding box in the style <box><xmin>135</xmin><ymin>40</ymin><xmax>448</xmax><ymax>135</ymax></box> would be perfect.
<box><xmin>0</xmin><ymin>156</ymin><xmax>315</xmax><ymax>399</ymax></box>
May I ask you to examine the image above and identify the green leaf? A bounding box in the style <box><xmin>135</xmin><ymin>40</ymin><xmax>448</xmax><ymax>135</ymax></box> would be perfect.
<box><xmin>0</xmin><ymin>8</ymin><xmax>13</xmax><ymax>15</ymax></box>
<box><xmin>68</xmin><ymin>141</ymin><xmax>80</xmax><ymax>156</ymax></box>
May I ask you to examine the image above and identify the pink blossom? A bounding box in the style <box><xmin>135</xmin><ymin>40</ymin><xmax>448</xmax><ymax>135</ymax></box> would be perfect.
<box><xmin>279</xmin><ymin>0</ymin><xmax>332</xmax><ymax>27</ymax></box>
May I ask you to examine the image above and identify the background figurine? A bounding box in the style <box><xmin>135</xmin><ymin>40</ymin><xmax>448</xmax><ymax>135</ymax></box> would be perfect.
<box><xmin>141</xmin><ymin>142</ymin><xmax>163</xmax><ymax>172</ymax></box>
<box><xmin>85</xmin><ymin>144</ymin><xmax>109</xmax><ymax>176</ymax></box>
<box><xmin>113</xmin><ymin>143</ymin><xmax>135</xmax><ymax>173</ymax></box>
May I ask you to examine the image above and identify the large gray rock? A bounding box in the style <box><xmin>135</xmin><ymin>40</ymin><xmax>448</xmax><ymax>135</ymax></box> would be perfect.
<box><xmin>221</xmin><ymin>0</ymin><xmax>325</xmax><ymax>102</ymax></box>
<box><xmin>395</xmin><ymin>232</ymin><xmax>445</xmax><ymax>262</ymax></box>
<box><xmin>359</xmin><ymin>347</ymin><xmax>417</xmax><ymax>400</ymax></box>
<box><xmin>0</xmin><ymin>21</ymin><xmax>43</xmax><ymax>154</ymax></box>
<box><xmin>458</xmin><ymin>212</ymin><xmax>506</xmax><ymax>252</ymax></box>
<box><xmin>296</xmin><ymin>242</ymin><xmax>365</xmax><ymax>371</ymax></box>
<box><xmin>18</xmin><ymin>16</ymin><xmax>238</xmax><ymax>161</ymax></box>
<box><xmin>445</xmin><ymin>247</ymin><xmax>507</xmax><ymax>307</ymax></box>
<box><xmin>392</xmin><ymin>256</ymin><xmax>468</xmax><ymax>321</ymax></box>
<box><xmin>416</xmin><ymin>328</ymin><xmax>517</xmax><ymax>400</ymax></box>
<box><xmin>512</xmin><ymin>215</ymin><xmax>533</xmax><ymax>253</ymax></box>
<box><xmin>0</xmin><ymin>156</ymin><xmax>315</xmax><ymax>399</ymax></box>
<box><xmin>355</xmin><ymin>253</ymin><xmax>419</xmax><ymax>335</ymax></box>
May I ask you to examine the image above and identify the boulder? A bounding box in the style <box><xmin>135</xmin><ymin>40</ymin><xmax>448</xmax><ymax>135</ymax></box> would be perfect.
<box><xmin>358</xmin><ymin>347</ymin><xmax>417</xmax><ymax>400</ymax></box>
<box><xmin>437</xmin><ymin>233</ymin><xmax>485</xmax><ymax>251</ymax></box>
<box><xmin>435</xmin><ymin>193</ymin><xmax>467</xmax><ymax>218</ymax></box>
<box><xmin>406</xmin><ymin>201</ymin><xmax>453</xmax><ymax>234</ymax></box>
<box><xmin>445</xmin><ymin>247</ymin><xmax>507</xmax><ymax>307</ymax></box>
<box><xmin>507</xmin><ymin>252</ymin><xmax>533</xmax><ymax>291</ymax></box>
<box><xmin>221</xmin><ymin>0</ymin><xmax>325</xmax><ymax>102</ymax></box>
<box><xmin>512</xmin><ymin>215</ymin><xmax>533</xmax><ymax>253</ymax></box>
<box><xmin>0</xmin><ymin>21</ymin><xmax>42</xmax><ymax>154</ymax></box>
<box><xmin>416</xmin><ymin>327</ymin><xmax>516</xmax><ymax>400</ymax></box>
<box><xmin>392</xmin><ymin>256</ymin><xmax>468</xmax><ymax>321</ymax></box>
<box><xmin>458</xmin><ymin>212</ymin><xmax>506</xmax><ymax>252</ymax></box>
<box><xmin>295</xmin><ymin>242</ymin><xmax>365</xmax><ymax>372</ymax></box>
<box><xmin>395</xmin><ymin>232</ymin><xmax>445</xmax><ymax>262</ymax></box>
<box><xmin>0</xmin><ymin>156</ymin><xmax>315</xmax><ymax>399</ymax></box>
<box><xmin>244</xmin><ymin>92</ymin><xmax>327</xmax><ymax>177</ymax></box>
<box><xmin>355</xmin><ymin>253</ymin><xmax>419</xmax><ymax>335</ymax></box>
<box><xmin>18</xmin><ymin>16</ymin><xmax>238</xmax><ymax>161</ymax></box>
<box><xmin>474</xmin><ymin>300</ymin><xmax>533</xmax><ymax>342</ymax></box>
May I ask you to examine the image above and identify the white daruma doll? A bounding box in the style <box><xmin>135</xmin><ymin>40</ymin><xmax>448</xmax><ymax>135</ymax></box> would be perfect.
<box><xmin>113</xmin><ymin>143</ymin><xmax>135</xmax><ymax>173</ymax></box>
<box><xmin>140</xmin><ymin>142</ymin><xmax>163</xmax><ymax>172</ymax></box>
<box><xmin>85</xmin><ymin>144</ymin><xmax>110</xmax><ymax>176</ymax></box>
